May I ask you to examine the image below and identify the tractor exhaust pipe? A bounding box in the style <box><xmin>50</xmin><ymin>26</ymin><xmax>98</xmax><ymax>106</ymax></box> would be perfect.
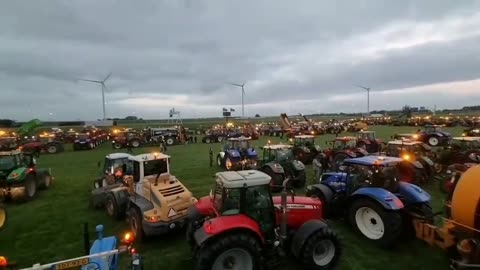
<box><xmin>280</xmin><ymin>177</ymin><xmax>290</xmax><ymax>241</ymax></box>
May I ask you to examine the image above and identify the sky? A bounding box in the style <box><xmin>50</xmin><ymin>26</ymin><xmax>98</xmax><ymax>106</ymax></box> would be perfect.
<box><xmin>1</xmin><ymin>0</ymin><xmax>480</xmax><ymax>121</ymax></box>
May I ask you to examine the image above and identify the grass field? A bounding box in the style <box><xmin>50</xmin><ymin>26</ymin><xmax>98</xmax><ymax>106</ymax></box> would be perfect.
<box><xmin>0</xmin><ymin>125</ymin><xmax>465</xmax><ymax>269</ymax></box>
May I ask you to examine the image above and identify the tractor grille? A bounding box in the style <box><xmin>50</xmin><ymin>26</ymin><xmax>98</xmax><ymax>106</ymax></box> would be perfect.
<box><xmin>159</xmin><ymin>185</ymin><xmax>185</xmax><ymax>197</ymax></box>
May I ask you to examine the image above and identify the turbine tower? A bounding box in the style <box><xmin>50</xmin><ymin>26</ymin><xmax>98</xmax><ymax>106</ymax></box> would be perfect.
<box><xmin>79</xmin><ymin>73</ymin><xmax>112</xmax><ymax>120</ymax></box>
<box><xmin>355</xmin><ymin>84</ymin><xmax>371</xmax><ymax>116</ymax></box>
<box><xmin>226</xmin><ymin>82</ymin><xmax>246</xmax><ymax>118</ymax></box>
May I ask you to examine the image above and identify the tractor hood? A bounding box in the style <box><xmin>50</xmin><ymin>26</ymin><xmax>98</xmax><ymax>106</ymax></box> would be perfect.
<box><xmin>6</xmin><ymin>167</ymin><xmax>28</xmax><ymax>182</ymax></box>
<box><xmin>272</xmin><ymin>196</ymin><xmax>323</xmax><ymax>229</ymax></box>
<box><xmin>226</xmin><ymin>149</ymin><xmax>241</xmax><ymax>158</ymax></box>
<box><xmin>246</xmin><ymin>148</ymin><xmax>257</xmax><ymax>157</ymax></box>
<box><xmin>431</xmin><ymin>131</ymin><xmax>451</xmax><ymax>137</ymax></box>
<box><xmin>290</xmin><ymin>160</ymin><xmax>305</xmax><ymax>170</ymax></box>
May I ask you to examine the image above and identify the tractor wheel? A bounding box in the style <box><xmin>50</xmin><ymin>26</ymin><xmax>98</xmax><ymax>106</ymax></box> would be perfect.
<box><xmin>130</xmin><ymin>139</ymin><xmax>141</xmax><ymax>148</ymax></box>
<box><xmin>263</xmin><ymin>167</ymin><xmax>283</xmax><ymax>192</ymax></box>
<box><xmin>128</xmin><ymin>207</ymin><xmax>144</xmax><ymax>242</ymax></box>
<box><xmin>300</xmin><ymin>227</ymin><xmax>342</xmax><ymax>270</ymax></box>
<box><xmin>205</xmin><ymin>138</ymin><xmax>211</xmax><ymax>144</ymax></box>
<box><xmin>166</xmin><ymin>137</ymin><xmax>175</xmax><ymax>146</ymax></box>
<box><xmin>113</xmin><ymin>142</ymin><xmax>122</xmax><ymax>149</ymax></box>
<box><xmin>216</xmin><ymin>155</ymin><xmax>223</xmax><ymax>167</ymax></box>
<box><xmin>38</xmin><ymin>172</ymin><xmax>52</xmax><ymax>190</ymax></box>
<box><xmin>105</xmin><ymin>193</ymin><xmax>124</xmax><ymax>220</ymax></box>
<box><xmin>23</xmin><ymin>174</ymin><xmax>37</xmax><ymax>201</ymax></box>
<box><xmin>194</xmin><ymin>232</ymin><xmax>262</xmax><ymax>270</ymax></box>
<box><xmin>217</xmin><ymin>136</ymin><xmax>224</xmax><ymax>143</ymax></box>
<box><xmin>427</xmin><ymin>136</ymin><xmax>440</xmax><ymax>146</ymax></box>
<box><xmin>348</xmin><ymin>199</ymin><xmax>402</xmax><ymax>248</ymax></box>
<box><xmin>46</xmin><ymin>144</ymin><xmax>58</xmax><ymax>154</ymax></box>
<box><xmin>293</xmin><ymin>169</ymin><xmax>306</xmax><ymax>188</ymax></box>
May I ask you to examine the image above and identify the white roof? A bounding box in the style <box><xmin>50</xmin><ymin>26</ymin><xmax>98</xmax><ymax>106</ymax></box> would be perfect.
<box><xmin>129</xmin><ymin>152</ymin><xmax>170</xmax><ymax>162</ymax></box>
<box><xmin>106</xmin><ymin>153</ymin><xmax>133</xmax><ymax>159</ymax></box>
<box><xmin>263</xmin><ymin>144</ymin><xmax>293</xmax><ymax>150</ymax></box>
<box><xmin>452</xmin><ymin>137</ymin><xmax>480</xmax><ymax>142</ymax></box>
<box><xmin>227</xmin><ymin>136</ymin><xmax>252</xmax><ymax>141</ymax></box>
<box><xmin>294</xmin><ymin>135</ymin><xmax>315</xmax><ymax>139</ymax></box>
<box><xmin>387</xmin><ymin>140</ymin><xmax>422</xmax><ymax>146</ymax></box>
<box><xmin>358</xmin><ymin>130</ymin><xmax>375</xmax><ymax>133</ymax></box>
<box><xmin>0</xmin><ymin>150</ymin><xmax>21</xmax><ymax>156</ymax></box>
<box><xmin>216</xmin><ymin>170</ymin><xmax>271</xmax><ymax>189</ymax></box>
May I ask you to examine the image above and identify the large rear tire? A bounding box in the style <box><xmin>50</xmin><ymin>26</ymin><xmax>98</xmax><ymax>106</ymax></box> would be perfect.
<box><xmin>128</xmin><ymin>207</ymin><xmax>144</xmax><ymax>243</ymax></box>
<box><xmin>46</xmin><ymin>144</ymin><xmax>58</xmax><ymax>154</ymax></box>
<box><xmin>300</xmin><ymin>227</ymin><xmax>342</xmax><ymax>270</ymax></box>
<box><xmin>23</xmin><ymin>174</ymin><xmax>37</xmax><ymax>201</ymax></box>
<box><xmin>166</xmin><ymin>137</ymin><xmax>175</xmax><ymax>146</ymax></box>
<box><xmin>194</xmin><ymin>233</ymin><xmax>262</xmax><ymax>270</ymax></box>
<box><xmin>348</xmin><ymin>199</ymin><xmax>402</xmax><ymax>248</ymax></box>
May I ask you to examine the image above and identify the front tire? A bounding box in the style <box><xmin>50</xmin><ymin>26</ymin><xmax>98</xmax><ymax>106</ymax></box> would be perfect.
<box><xmin>46</xmin><ymin>144</ymin><xmax>58</xmax><ymax>154</ymax></box>
<box><xmin>428</xmin><ymin>136</ymin><xmax>439</xmax><ymax>146</ymax></box>
<box><xmin>105</xmin><ymin>193</ymin><xmax>124</xmax><ymax>220</ymax></box>
<box><xmin>23</xmin><ymin>174</ymin><xmax>37</xmax><ymax>201</ymax></box>
<box><xmin>128</xmin><ymin>207</ymin><xmax>144</xmax><ymax>242</ymax></box>
<box><xmin>113</xmin><ymin>143</ymin><xmax>122</xmax><ymax>149</ymax></box>
<box><xmin>194</xmin><ymin>233</ymin><xmax>262</xmax><ymax>270</ymax></box>
<box><xmin>300</xmin><ymin>227</ymin><xmax>342</xmax><ymax>270</ymax></box>
<box><xmin>130</xmin><ymin>139</ymin><xmax>141</xmax><ymax>148</ymax></box>
<box><xmin>166</xmin><ymin>137</ymin><xmax>175</xmax><ymax>146</ymax></box>
<box><xmin>38</xmin><ymin>172</ymin><xmax>52</xmax><ymax>190</ymax></box>
<box><xmin>348</xmin><ymin>199</ymin><xmax>402</xmax><ymax>248</ymax></box>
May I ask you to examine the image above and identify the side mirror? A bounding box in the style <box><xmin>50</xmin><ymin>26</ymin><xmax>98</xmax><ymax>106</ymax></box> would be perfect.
<box><xmin>0</xmin><ymin>207</ymin><xmax>6</xmax><ymax>229</ymax></box>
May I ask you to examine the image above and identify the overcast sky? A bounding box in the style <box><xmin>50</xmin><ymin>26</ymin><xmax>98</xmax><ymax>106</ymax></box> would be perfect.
<box><xmin>2</xmin><ymin>0</ymin><xmax>480</xmax><ymax>121</ymax></box>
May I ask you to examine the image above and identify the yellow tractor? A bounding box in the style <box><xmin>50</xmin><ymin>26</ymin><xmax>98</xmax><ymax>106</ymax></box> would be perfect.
<box><xmin>413</xmin><ymin>165</ymin><xmax>480</xmax><ymax>268</ymax></box>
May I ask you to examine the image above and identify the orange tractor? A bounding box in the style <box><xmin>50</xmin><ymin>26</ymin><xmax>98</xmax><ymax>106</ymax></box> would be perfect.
<box><xmin>413</xmin><ymin>165</ymin><xmax>480</xmax><ymax>268</ymax></box>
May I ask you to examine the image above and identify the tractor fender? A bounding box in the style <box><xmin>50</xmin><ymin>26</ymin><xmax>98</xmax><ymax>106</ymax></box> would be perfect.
<box><xmin>264</xmin><ymin>162</ymin><xmax>285</xmax><ymax>174</ymax></box>
<box><xmin>291</xmin><ymin>160</ymin><xmax>305</xmax><ymax>170</ymax></box>
<box><xmin>397</xmin><ymin>182</ymin><xmax>431</xmax><ymax>205</ymax></box>
<box><xmin>193</xmin><ymin>214</ymin><xmax>264</xmax><ymax>246</ymax></box>
<box><xmin>290</xmin><ymin>220</ymin><xmax>329</xmax><ymax>258</ymax></box>
<box><xmin>306</xmin><ymin>183</ymin><xmax>334</xmax><ymax>203</ymax></box>
<box><xmin>351</xmin><ymin>187</ymin><xmax>404</xmax><ymax>210</ymax></box>
<box><xmin>109</xmin><ymin>187</ymin><xmax>130</xmax><ymax>210</ymax></box>
<box><xmin>218</xmin><ymin>151</ymin><xmax>226</xmax><ymax>159</ymax></box>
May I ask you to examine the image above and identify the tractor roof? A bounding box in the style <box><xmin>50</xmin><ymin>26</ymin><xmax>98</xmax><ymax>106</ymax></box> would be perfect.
<box><xmin>0</xmin><ymin>150</ymin><xmax>21</xmax><ymax>156</ymax></box>
<box><xmin>106</xmin><ymin>153</ymin><xmax>133</xmax><ymax>160</ymax></box>
<box><xmin>129</xmin><ymin>152</ymin><xmax>170</xmax><ymax>162</ymax></box>
<box><xmin>227</xmin><ymin>136</ymin><xmax>252</xmax><ymax>141</ymax></box>
<box><xmin>216</xmin><ymin>170</ymin><xmax>271</xmax><ymax>189</ymax></box>
<box><xmin>263</xmin><ymin>144</ymin><xmax>293</xmax><ymax>150</ymax></box>
<box><xmin>452</xmin><ymin>136</ymin><xmax>480</xmax><ymax>142</ymax></box>
<box><xmin>294</xmin><ymin>135</ymin><xmax>315</xmax><ymax>139</ymax></box>
<box><xmin>344</xmin><ymin>155</ymin><xmax>403</xmax><ymax>166</ymax></box>
<box><xmin>387</xmin><ymin>140</ymin><xmax>422</xmax><ymax>146</ymax></box>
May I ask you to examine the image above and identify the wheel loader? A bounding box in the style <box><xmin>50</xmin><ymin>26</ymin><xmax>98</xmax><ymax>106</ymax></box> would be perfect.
<box><xmin>95</xmin><ymin>152</ymin><xmax>197</xmax><ymax>241</ymax></box>
<box><xmin>413</xmin><ymin>165</ymin><xmax>480</xmax><ymax>269</ymax></box>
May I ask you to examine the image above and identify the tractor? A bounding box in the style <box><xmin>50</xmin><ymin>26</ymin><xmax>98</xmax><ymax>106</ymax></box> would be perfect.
<box><xmin>320</xmin><ymin>136</ymin><xmax>369</xmax><ymax>171</ymax></box>
<box><xmin>19</xmin><ymin>132</ymin><xmax>64</xmax><ymax>155</ymax></box>
<box><xmin>258</xmin><ymin>144</ymin><xmax>306</xmax><ymax>191</ymax></box>
<box><xmin>306</xmin><ymin>156</ymin><xmax>433</xmax><ymax>247</ymax></box>
<box><xmin>462</xmin><ymin>127</ymin><xmax>480</xmax><ymax>137</ymax></box>
<box><xmin>435</xmin><ymin>136</ymin><xmax>480</xmax><ymax>173</ymax></box>
<box><xmin>186</xmin><ymin>170</ymin><xmax>343</xmax><ymax>270</ymax></box>
<box><xmin>393</xmin><ymin>125</ymin><xmax>452</xmax><ymax>146</ymax></box>
<box><xmin>73</xmin><ymin>133</ymin><xmax>97</xmax><ymax>150</ymax></box>
<box><xmin>289</xmin><ymin>135</ymin><xmax>322</xmax><ymax>165</ymax></box>
<box><xmin>216</xmin><ymin>136</ymin><xmax>258</xmax><ymax>171</ymax></box>
<box><xmin>383</xmin><ymin>140</ymin><xmax>436</xmax><ymax>184</ymax></box>
<box><xmin>1</xmin><ymin>224</ymin><xmax>142</xmax><ymax>270</ymax></box>
<box><xmin>346</xmin><ymin>121</ymin><xmax>368</xmax><ymax>132</ymax></box>
<box><xmin>202</xmin><ymin>129</ymin><xmax>226</xmax><ymax>143</ymax></box>
<box><xmin>91</xmin><ymin>152</ymin><xmax>196</xmax><ymax>241</ymax></box>
<box><xmin>0</xmin><ymin>150</ymin><xmax>53</xmax><ymax>202</ymax></box>
<box><xmin>412</xmin><ymin>165</ymin><xmax>480</xmax><ymax>269</ymax></box>
<box><xmin>92</xmin><ymin>153</ymin><xmax>133</xmax><ymax>189</ymax></box>
<box><xmin>356</xmin><ymin>131</ymin><xmax>382</xmax><ymax>153</ymax></box>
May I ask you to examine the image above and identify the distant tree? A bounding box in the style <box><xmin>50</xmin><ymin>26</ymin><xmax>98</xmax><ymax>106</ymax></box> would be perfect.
<box><xmin>255</xmin><ymin>114</ymin><xmax>261</xmax><ymax>117</ymax></box>
<box><xmin>402</xmin><ymin>105</ymin><xmax>413</xmax><ymax>118</ymax></box>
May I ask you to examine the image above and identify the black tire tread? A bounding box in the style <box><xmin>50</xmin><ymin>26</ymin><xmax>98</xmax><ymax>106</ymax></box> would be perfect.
<box><xmin>301</xmin><ymin>227</ymin><xmax>343</xmax><ymax>270</ymax></box>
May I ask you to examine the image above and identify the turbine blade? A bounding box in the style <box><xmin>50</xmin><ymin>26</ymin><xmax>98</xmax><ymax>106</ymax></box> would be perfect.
<box><xmin>103</xmin><ymin>72</ymin><xmax>112</xmax><ymax>82</ymax></box>
<box><xmin>354</xmin><ymin>84</ymin><xmax>370</xmax><ymax>90</ymax></box>
<box><xmin>226</xmin><ymin>82</ymin><xmax>243</xmax><ymax>87</ymax></box>
<box><xmin>79</xmin><ymin>79</ymin><xmax>102</xmax><ymax>83</ymax></box>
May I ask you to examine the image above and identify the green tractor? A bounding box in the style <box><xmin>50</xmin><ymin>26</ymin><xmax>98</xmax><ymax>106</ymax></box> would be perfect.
<box><xmin>259</xmin><ymin>144</ymin><xmax>306</xmax><ymax>192</ymax></box>
<box><xmin>0</xmin><ymin>150</ymin><xmax>53</xmax><ymax>201</ymax></box>
<box><xmin>289</xmin><ymin>135</ymin><xmax>322</xmax><ymax>165</ymax></box>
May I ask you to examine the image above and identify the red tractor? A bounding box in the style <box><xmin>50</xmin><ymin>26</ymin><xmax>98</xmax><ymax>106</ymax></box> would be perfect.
<box><xmin>186</xmin><ymin>170</ymin><xmax>342</xmax><ymax>270</ymax></box>
<box><xmin>320</xmin><ymin>136</ymin><xmax>369</xmax><ymax>171</ymax></box>
<box><xmin>356</xmin><ymin>131</ymin><xmax>382</xmax><ymax>153</ymax></box>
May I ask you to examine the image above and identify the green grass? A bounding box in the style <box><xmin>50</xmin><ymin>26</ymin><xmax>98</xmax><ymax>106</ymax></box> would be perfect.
<box><xmin>0</xmin><ymin>125</ymin><xmax>465</xmax><ymax>269</ymax></box>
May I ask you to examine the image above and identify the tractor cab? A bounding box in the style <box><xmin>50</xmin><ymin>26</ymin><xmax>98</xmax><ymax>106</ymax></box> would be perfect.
<box><xmin>262</xmin><ymin>144</ymin><xmax>295</xmax><ymax>163</ymax></box>
<box><xmin>93</xmin><ymin>153</ymin><xmax>133</xmax><ymax>188</ymax></box>
<box><xmin>211</xmin><ymin>170</ymin><xmax>276</xmax><ymax>238</ymax></box>
<box><xmin>0</xmin><ymin>150</ymin><xmax>36</xmax><ymax>177</ymax></box>
<box><xmin>289</xmin><ymin>135</ymin><xmax>321</xmax><ymax>164</ymax></box>
<box><xmin>223</xmin><ymin>136</ymin><xmax>253</xmax><ymax>152</ymax></box>
<box><xmin>330</xmin><ymin>137</ymin><xmax>358</xmax><ymax>150</ymax></box>
<box><xmin>423</xmin><ymin>125</ymin><xmax>443</xmax><ymax>134</ymax></box>
<box><xmin>356</xmin><ymin>131</ymin><xmax>382</xmax><ymax>153</ymax></box>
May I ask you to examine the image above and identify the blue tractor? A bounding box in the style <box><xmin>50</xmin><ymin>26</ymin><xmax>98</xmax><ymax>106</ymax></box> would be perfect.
<box><xmin>216</xmin><ymin>136</ymin><xmax>258</xmax><ymax>170</ymax></box>
<box><xmin>306</xmin><ymin>155</ymin><xmax>433</xmax><ymax>247</ymax></box>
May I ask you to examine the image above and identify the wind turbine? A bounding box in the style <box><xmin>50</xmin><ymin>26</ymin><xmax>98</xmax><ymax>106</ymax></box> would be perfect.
<box><xmin>79</xmin><ymin>73</ymin><xmax>112</xmax><ymax>120</ymax></box>
<box><xmin>226</xmin><ymin>81</ymin><xmax>246</xmax><ymax>118</ymax></box>
<box><xmin>355</xmin><ymin>84</ymin><xmax>371</xmax><ymax>116</ymax></box>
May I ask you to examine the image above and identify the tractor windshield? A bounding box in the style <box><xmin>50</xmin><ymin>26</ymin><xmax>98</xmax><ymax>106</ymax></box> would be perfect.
<box><xmin>143</xmin><ymin>159</ymin><xmax>168</xmax><ymax>176</ymax></box>
<box><xmin>0</xmin><ymin>155</ymin><xmax>16</xmax><ymax>170</ymax></box>
<box><xmin>77</xmin><ymin>134</ymin><xmax>89</xmax><ymax>140</ymax></box>
<box><xmin>298</xmin><ymin>137</ymin><xmax>314</xmax><ymax>146</ymax></box>
<box><xmin>213</xmin><ymin>182</ymin><xmax>241</xmax><ymax>215</ymax></box>
<box><xmin>236</xmin><ymin>140</ymin><xmax>250</xmax><ymax>150</ymax></box>
<box><xmin>334</xmin><ymin>139</ymin><xmax>356</xmax><ymax>149</ymax></box>
<box><xmin>275</xmin><ymin>148</ymin><xmax>294</xmax><ymax>161</ymax></box>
